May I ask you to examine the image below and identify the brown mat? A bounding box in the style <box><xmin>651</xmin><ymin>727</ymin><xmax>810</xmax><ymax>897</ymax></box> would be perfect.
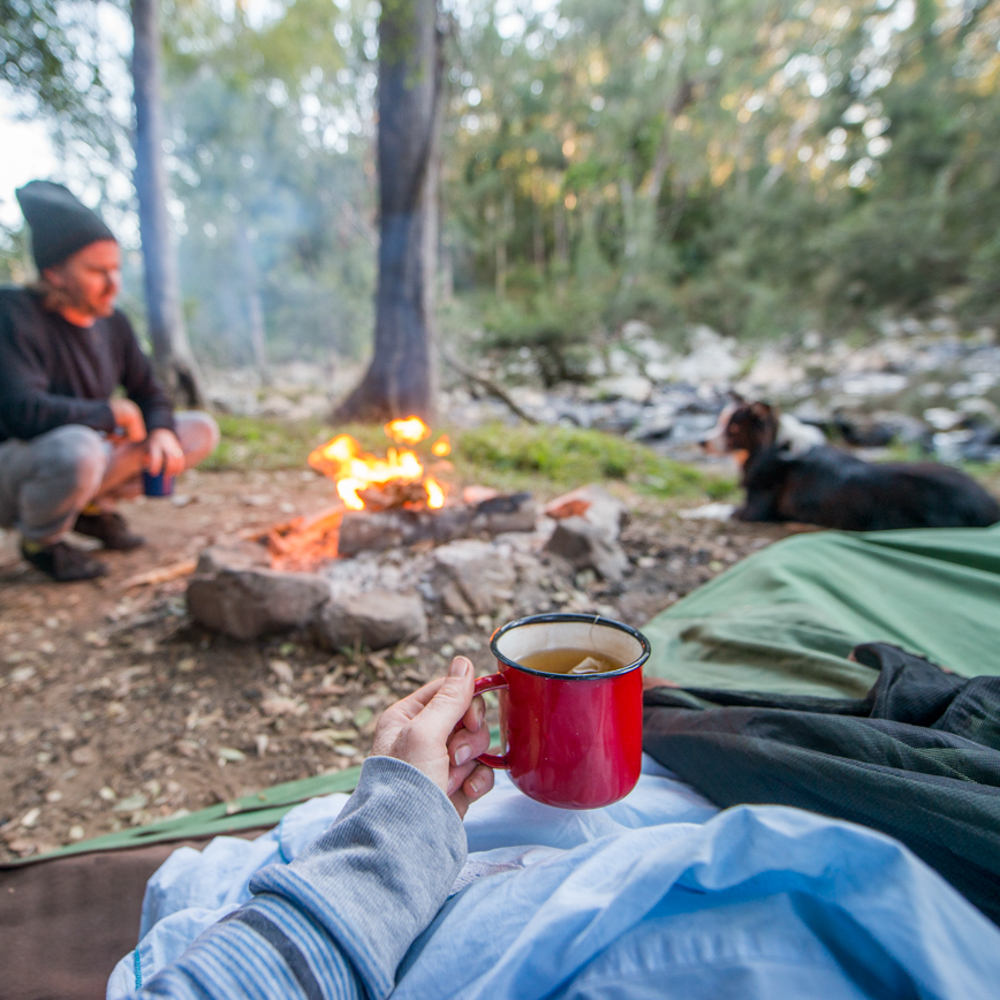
<box><xmin>0</xmin><ymin>833</ymin><xmax>264</xmax><ymax>1000</ymax></box>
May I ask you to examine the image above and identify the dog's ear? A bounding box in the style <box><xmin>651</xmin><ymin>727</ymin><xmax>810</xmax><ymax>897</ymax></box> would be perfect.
<box><xmin>749</xmin><ymin>401</ymin><xmax>775</xmax><ymax>421</ymax></box>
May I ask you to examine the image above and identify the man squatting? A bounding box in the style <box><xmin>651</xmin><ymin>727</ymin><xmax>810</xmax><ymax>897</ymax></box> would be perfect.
<box><xmin>0</xmin><ymin>181</ymin><xmax>219</xmax><ymax>582</ymax></box>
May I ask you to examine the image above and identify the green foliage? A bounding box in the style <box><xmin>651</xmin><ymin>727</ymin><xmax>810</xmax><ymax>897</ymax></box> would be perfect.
<box><xmin>0</xmin><ymin>0</ymin><xmax>117</xmax><ymax>149</ymax></box>
<box><xmin>441</xmin><ymin>0</ymin><xmax>1000</xmax><ymax>344</ymax></box>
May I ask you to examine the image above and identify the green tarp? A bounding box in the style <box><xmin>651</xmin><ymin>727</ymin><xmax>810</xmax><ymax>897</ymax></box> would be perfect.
<box><xmin>0</xmin><ymin>766</ymin><xmax>364</xmax><ymax>869</ymax></box>
<box><xmin>643</xmin><ymin>523</ymin><xmax>1000</xmax><ymax>698</ymax></box>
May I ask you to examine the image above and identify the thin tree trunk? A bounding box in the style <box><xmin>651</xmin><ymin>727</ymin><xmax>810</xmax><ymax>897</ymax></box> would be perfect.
<box><xmin>494</xmin><ymin>190</ymin><xmax>512</xmax><ymax>299</ymax></box>
<box><xmin>553</xmin><ymin>199</ymin><xmax>569</xmax><ymax>301</ymax></box>
<box><xmin>334</xmin><ymin>0</ymin><xmax>442</xmax><ymax>423</ymax></box>
<box><xmin>532</xmin><ymin>175</ymin><xmax>545</xmax><ymax>274</ymax></box>
<box><xmin>131</xmin><ymin>0</ymin><xmax>202</xmax><ymax>408</ymax></box>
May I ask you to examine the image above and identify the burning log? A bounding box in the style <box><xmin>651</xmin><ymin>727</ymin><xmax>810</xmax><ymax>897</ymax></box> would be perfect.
<box><xmin>338</xmin><ymin>492</ymin><xmax>536</xmax><ymax>556</ymax></box>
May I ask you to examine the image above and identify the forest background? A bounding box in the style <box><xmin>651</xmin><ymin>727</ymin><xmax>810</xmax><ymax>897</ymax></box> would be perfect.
<box><xmin>2</xmin><ymin>0</ymin><xmax>999</xmax><ymax>384</ymax></box>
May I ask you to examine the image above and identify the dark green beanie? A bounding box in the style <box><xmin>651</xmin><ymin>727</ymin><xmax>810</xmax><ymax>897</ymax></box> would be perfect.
<box><xmin>15</xmin><ymin>180</ymin><xmax>116</xmax><ymax>272</ymax></box>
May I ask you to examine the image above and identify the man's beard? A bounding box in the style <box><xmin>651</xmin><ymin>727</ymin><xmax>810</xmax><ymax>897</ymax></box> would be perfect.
<box><xmin>33</xmin><ymin>277</ymin><xmax>111</xmax><ymax>318</ymax></box>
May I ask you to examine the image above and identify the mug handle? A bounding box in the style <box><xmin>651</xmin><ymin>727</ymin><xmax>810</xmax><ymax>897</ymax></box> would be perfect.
<box><xmin>473</xmin><ymin>674</ymin><xmax>509</xmax><ymax>769</ymax></box>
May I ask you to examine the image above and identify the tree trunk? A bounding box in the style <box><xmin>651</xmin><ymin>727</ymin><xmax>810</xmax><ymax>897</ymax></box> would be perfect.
<box><xmin>334</xmin><ymin>0</ymin><xmax>442</xmax><ymax>423</ymax></box>
<box><xmin>131</xmin><ymin>0</ymin><xmax>203</xmax><ymax>408</ymax></box>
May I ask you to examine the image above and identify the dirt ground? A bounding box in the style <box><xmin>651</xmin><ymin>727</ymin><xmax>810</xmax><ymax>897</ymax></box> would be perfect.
<box><xmin>0</xmin><ymin>468</ymin><xmax>792</xmax><ymax>861</ymax></box>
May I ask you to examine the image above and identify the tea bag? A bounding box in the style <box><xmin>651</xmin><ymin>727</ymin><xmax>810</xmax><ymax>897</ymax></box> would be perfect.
<box><xmin>569</xmin><ymin>656</ymin><xmax>604</xmax><ymax>675</ymax></box>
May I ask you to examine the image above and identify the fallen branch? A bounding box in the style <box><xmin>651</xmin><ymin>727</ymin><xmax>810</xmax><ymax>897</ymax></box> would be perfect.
<box><xmin>440</xmin><ymin>347</ymin><xmax>538</xmax><ymax>424</ymax></box>
<box><xmin>122</xmin><ymin>558</ymin><xmax>197</xmax><ymax>588</ymax></box>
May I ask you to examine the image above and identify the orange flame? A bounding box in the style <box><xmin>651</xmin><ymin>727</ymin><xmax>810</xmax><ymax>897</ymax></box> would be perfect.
<box><xmin>308</xmin><ymin>434</ymin><xmax>425</xmax><ymax>511</ymax></box>
<box><xmin>385</xmin><ymin>416</ymin><xmax>431</xmax><ymax>445</ymax></box>
<box><xmin>308</xmin><ymin>417</ymin><xmax>451</xmax><ymax>513</ymax></box>
<box><xmin>425</xmin><ymin>476</ymin><xmax>445</xmax><ymax>508</ymax></box>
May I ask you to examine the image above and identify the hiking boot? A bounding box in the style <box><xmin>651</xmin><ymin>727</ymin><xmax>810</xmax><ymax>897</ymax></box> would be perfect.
<box><xmin>21</xmin><ymin>540</ymin><xmax>108</xmax><ymax>582</ymax></box>
<box><xmin>74</xmin><ymin>511</ymin><xmax>145</xmax><ymax>551</ymax></box>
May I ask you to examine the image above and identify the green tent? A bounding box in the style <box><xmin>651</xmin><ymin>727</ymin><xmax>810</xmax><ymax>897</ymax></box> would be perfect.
<box><xmin>643</xmin><ymin>522</ymin><xmax>1000</xmax><ymax>698</ymax></box>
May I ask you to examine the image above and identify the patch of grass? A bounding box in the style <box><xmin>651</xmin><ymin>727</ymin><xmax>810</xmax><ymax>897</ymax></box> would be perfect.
<box><xmin>201</xmin><ymin>414</ymin><xmax>331</xmax><ymax>471</ymax></box>
<box><xmin>200</xmin><ymin>414</ymin><xmax>735</xmax><ymax>500</ymax></box>
<box><xmin>454</xmin><ymin>423</ymin><xmax>734</xmax><ymax>499</ymax></box>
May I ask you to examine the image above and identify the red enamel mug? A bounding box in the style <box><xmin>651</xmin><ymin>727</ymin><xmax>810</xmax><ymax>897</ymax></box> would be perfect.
<box><xmin>474</xmin><ymin>613</ymin><xmax>650</xmax><ymax>810</ymax></box>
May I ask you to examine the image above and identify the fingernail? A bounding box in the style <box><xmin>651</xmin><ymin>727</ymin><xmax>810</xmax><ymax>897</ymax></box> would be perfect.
<box><xmin>449</xmin><ymin>656</ymin><xmax>472</xmax><ymax>678</ymax></box>
<box><xmin>454</xmin><ymin>745</ymin><xmax>472</xmax><ymax>766</ymax></box>
<box><xmin>468</xmin><ymin>775</ymin><xmax>484</xmax><ymax>797</ymax></box>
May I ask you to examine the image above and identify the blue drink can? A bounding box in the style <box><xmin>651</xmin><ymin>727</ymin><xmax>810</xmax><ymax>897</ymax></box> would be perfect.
<box><xmin>143</xmin><ymin>470</ymin><xmax>174</xmax><ymax>497</ymax></box>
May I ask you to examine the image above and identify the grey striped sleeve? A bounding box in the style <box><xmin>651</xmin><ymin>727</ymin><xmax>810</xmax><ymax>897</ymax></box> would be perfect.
<box><xmin>132</xmin><ymin>757</ymin><xmax>467</xmax><ymax>1000</ymax></box>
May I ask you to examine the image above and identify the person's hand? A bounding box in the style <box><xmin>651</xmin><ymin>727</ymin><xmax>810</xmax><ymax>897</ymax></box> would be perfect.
<box><xmin>147</xmin><ymin>428</ymin><xmax>186</xmax><ymax>477</ymax></box>
<box><xmin>109</xmin><ymin>398</ymin><xmax>147</xmax><ymax>443</ymax></box>
<box><xmin>371</xmin><ymin>656</ymin><xmax>495</xmax><ymax>818</ymax></box>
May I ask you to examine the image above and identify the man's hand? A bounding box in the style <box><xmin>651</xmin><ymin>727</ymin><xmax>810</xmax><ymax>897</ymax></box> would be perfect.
<box><xmin>371</xmin><ymin>657</ymin><xmax>495</xmax><ymax>818</ymax></box>
<box><xmin>109</xmin><ymin>398</ymin><xmax>147</xmax><ymax>443</ymax></box>
<box><xmin>147</xmin><ymin>428</ymin><xmax>185</xmax><ymax>477</ymax></box>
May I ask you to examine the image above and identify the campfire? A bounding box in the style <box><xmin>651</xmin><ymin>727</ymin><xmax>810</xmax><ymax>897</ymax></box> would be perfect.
<box><xmin>265</xmin><ymin>417</ymin><xmax>485</xmax><ymax>571</ymax></box>
<box><xmin>307</xmin><ymin>417</ymin><xmax>451</xmax><ymax>513</ymax></box>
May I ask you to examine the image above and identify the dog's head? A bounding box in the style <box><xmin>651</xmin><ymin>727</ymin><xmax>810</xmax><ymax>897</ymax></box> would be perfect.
<box><xmin>702</xmin><ymin>399</ymin><xmax>780</xmax><ymax>462</ymax></box>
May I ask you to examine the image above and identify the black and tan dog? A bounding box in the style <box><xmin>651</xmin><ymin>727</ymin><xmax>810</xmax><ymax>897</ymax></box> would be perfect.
<box><xmin>703</xmin><ymin>400</ymin><xmax>1000</xmax><ymax>530</ymax></box>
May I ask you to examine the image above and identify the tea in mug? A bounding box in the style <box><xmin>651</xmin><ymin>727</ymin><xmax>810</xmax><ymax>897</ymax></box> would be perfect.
<box><xmin>518</xmin><ymin>647</ymin><xmax>624</xmax><ymax>675</ymax></box>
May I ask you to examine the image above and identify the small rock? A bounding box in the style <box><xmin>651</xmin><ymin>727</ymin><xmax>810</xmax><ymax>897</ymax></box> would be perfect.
<box><xmin>544</xmin><ymin>484</ymin><xmax>628</xmax><ymax>541</ymax></box>
<box><xmin>255</xmin><ymin>734</ymin><xmax>270</xmax><ymax>757</ymax></box>
<box><xmin>431</xmin><ymin>540</ymin><xmax>516</xmax><ymax>616</ymax></box>
<box><xmin>269</xmin><ymin>659</ymin><xmax>295</xmax><ymax>685</ymax></box>
<box><xmin>315</xmin><ymin>590</ymin><xmax>427</xmax><ymax>652</ymax></box>
<box><xmin>678</xmin><ymin>503</ymin><xmax>736</xmax><ymax>521</ymax></box>
<box><xmin>98</xmin><ymin>786</ymin><xmax>117</xmax><ymax>802</ymax></box>
<box><xmin>260</xmin><ymin>693</ymin><xmax>307</xmax><ymax>717</ymax></box>
<box><xmin>217</xmin><ymin>747</ymin><xmax>246</xmax><ymax>764</ymax></box>
<box><xmin>923</xmin><ymin>407</ymin><xmax>963</xmax><ymax>432</ymax></box>
<box><xmin>113</xmin><ymin>793</ymin><xmax>148</xmax><ymax>813</ymax></box>
<box><xmin>593</xmin><ymin>374</ymin><xmax>653</xmax><ymax>403</ymax></box>
<box><xmin>544</xmin><ymin>485</ymin><xmax>629</xmax><ymax>582</ymax></box>
<box><xmin>20</xmin><ymin>807</ymin><xmax>41</xmax><ymax>828</ymax></box>
<box><xmin>305</xmin><ymin>728</ymin><xmax>359</xmax><ymax>747</ymax></box>
<box><xmin>545</xmin><ymin>517</ymin><xmax>629</xmax><ymax>583</ymax></box>
<box><xmin>68</xmin><ymin>825</ymin><xmax>85</xmax><ymax>841</ymax></box>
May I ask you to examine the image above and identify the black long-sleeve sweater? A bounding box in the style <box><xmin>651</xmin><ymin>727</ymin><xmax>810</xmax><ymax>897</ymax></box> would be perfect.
<box><xmin>0</xmin><ymin>287</ymin><xmax>175</xmax><ymax>443</ymax></box>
